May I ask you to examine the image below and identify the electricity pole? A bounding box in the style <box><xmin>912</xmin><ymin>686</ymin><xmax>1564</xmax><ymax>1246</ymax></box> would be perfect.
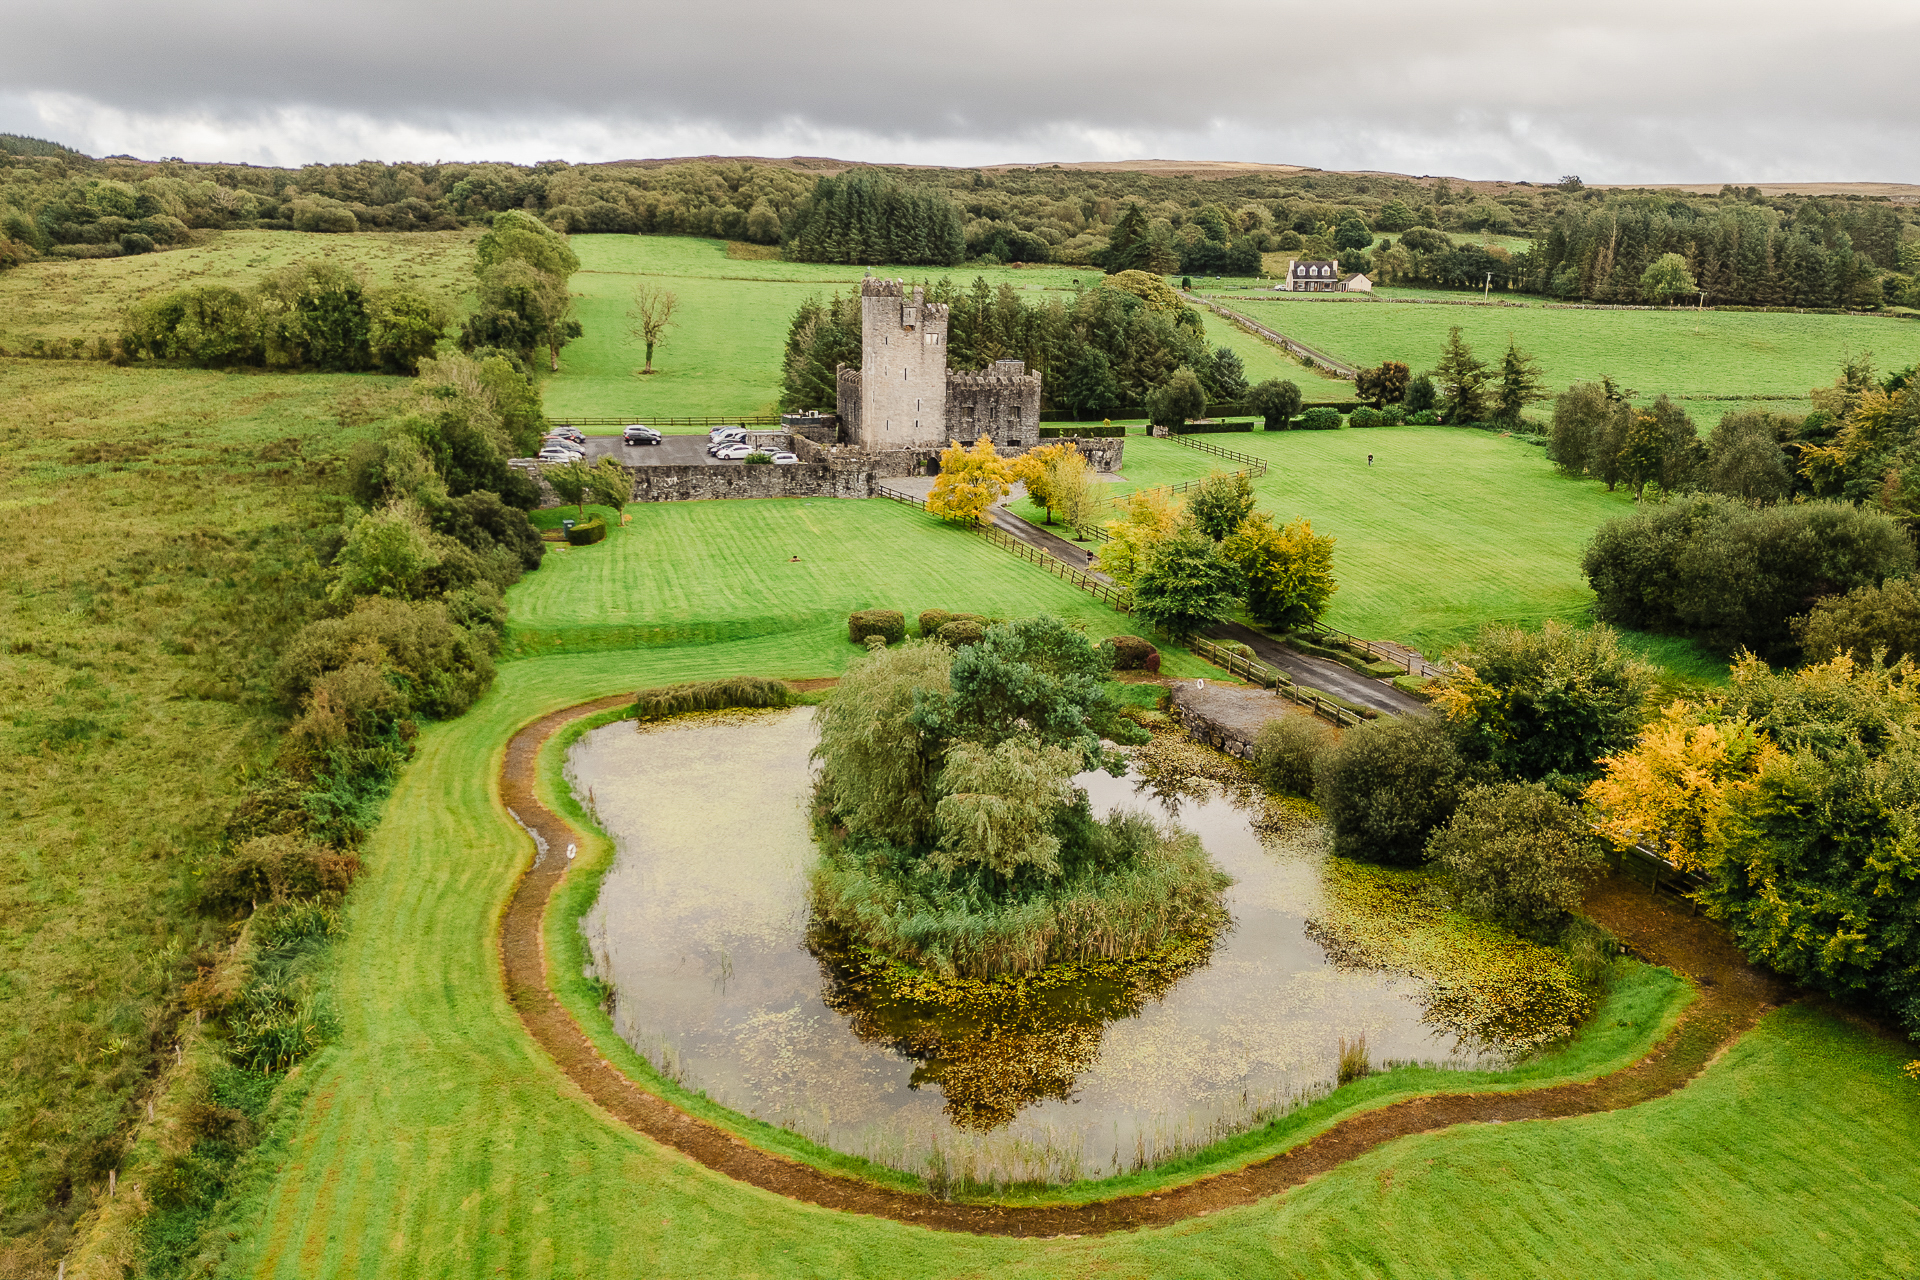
<box><xmin>1484</xmin><ymin>271</ymin><xmax>1492</xmax><ymax>300</ymax></box>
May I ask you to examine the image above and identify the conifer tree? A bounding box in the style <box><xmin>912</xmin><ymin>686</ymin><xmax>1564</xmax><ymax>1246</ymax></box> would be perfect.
<box><xmin>1493</xmin><ymin>337</ymin><xmax>1548</xmax><ymax>426</ymax></box>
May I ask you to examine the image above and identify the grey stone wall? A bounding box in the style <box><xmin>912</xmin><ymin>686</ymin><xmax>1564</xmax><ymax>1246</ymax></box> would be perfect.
<box><xmin>946</xmin><ymin>361</ymin><xmax>1045</xmax><ymax>448</ymax></box>
<box><xmin>626</xmin><ymin>464</ymin><xmax>872</xmax><ymax>502</ymax></box>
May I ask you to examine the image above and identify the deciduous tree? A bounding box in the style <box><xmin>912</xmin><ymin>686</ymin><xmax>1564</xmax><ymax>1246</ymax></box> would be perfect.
<box><xmin>1130</xmin><ymin>528</ymin><xmax>1240</xmax><ymax>637</ymax></box>
<box><xmin>926</xmin><ymin>437</ymin><xmax>1012</xmax><ymax>525</ymax></box>
<box><xmin>1222</xmin><ymin>513</ymin><xmax>1338</xmax><ymax>630</ymax></box>
<box><xmin>627</xmin><ymin>283</ymin><xmax>679</xmax><ymax>374</ymax></box>
<box><xmin>1247</xmin><ymin>378</ymin><xmax>1303</xmax><ymax>428</ymax></box>
<box><xmin>1185</xmin><ymin>471</ymin><xmax>1256</xmax><ymax>541</ymax></box>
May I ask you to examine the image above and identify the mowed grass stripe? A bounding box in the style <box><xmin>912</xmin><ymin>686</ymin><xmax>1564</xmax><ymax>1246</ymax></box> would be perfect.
<box><xmin>504</xmin><ymin>498</ymin><xmax>1208</xmax><ymax>670</ymax></box>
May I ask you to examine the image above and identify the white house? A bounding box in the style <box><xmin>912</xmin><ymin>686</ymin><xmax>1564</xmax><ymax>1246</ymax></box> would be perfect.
<box><xmin>1279</xmin><ymin>259</ymin><xmax>1343</xmax><ymax>292</ymax></box>
<box><xmin>1341</xmin><ymin>273</ymin><xmax>1374</xmax><ymax>293</ymax></box>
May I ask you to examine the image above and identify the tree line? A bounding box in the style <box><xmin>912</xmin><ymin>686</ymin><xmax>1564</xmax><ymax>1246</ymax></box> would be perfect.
<box><xmin>8</xmin><ymin>140</ymin><xmax>1912</xmax><ymax>299</ymax></box>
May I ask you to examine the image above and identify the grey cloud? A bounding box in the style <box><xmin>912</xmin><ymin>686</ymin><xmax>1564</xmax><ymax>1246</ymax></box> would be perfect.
<box><xmin>1</xmin><ymin>0</ymin><xmax>1915</xmax><ymax>180</ymax></box>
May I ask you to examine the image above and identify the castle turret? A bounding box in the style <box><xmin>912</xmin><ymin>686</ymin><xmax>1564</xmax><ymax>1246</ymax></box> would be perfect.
<box><xmin>837</xmin><ymin>278</ymin><xmax>950</xmax><ymax>449</ymax></box>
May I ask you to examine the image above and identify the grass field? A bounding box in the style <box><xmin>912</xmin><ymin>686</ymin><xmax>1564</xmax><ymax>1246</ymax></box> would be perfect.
<box><xmin>0</xmin><ymin>360</ymin><xmax>391</xmax><ymax>1267</ymax></box>
<box><xmin>0</xmin><ymin>229</ymin><xmax>483</xmax><ymax>353</ymax></box>
<box><xmin>1254</xmin><ymin>298</ymin><xmax>1919</xmax><ymax>410</ymax></box>
<box><xmin>545</xmin><ymin>235</ymin><xmax>1352</xmax><ymax>424</ymax></box>
<box><xmin>1010</xmin><ymin>428</ymin><xmax>1648</xmax><ymax>659</ymax></box>
<box><xmin>224</xmin><ymin>633</ymin><xmax>1920</xmax><ymax>1278</ymax></box>
<box><xmin>505</xmin><ymin>496</ymin><xmax>1208</xmax><ymax>675</ymax></box>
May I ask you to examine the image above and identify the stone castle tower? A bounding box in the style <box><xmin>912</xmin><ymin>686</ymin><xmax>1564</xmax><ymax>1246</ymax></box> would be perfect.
<box><xmin>836</xmin><ymin>276</ymin><xmax>1042</xmax><ymax>450</ymax></box>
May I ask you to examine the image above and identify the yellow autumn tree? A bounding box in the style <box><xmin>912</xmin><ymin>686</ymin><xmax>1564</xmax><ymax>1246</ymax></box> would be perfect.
<box><xmin>1583</xmin><ymin>700</ymin><xmax>1777</xmax><ymax>872</ymax></box>
<box><xmin>925</xmin><ymin>437</ymin><xmax>1012</xmax><ymax>525</ymax></box>
<box><xmin>1094</xmin><ymin>488</ymin><xmax>1185</xmax><ymax>586</ymax></box>
<box><xmin>1007</xmin><ymin>442</ymin><xmax>1073</xmax><ymax>522</ymax></box>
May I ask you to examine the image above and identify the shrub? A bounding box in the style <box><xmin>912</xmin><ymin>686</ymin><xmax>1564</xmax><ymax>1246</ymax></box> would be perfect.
<box><xmin>1313</xmin><ymin>714</ymin><xmax>1476</xmax><ymax>864</ymax></box>
<box><xmin>1793</xmin><ymin>578</ymin><xmax>1920</xmax><ymax>665</ymax></box>
<box><xmin>1382</xmin><ymin>405</ymin><xmax>1407</xmax><ymax>426</ymax></box>
<box><xmin>1348</xmin><ymin>406</ymin><xmax>1384</xmax><ymax>429</ymax></box>
<box><xmin>1250</xmin><ymin>715</ymin><xmax>1336</xmax><ymax>796</ymax></box>
<box><xmin>632</xmin><ymin>676</ymin><xmax>794</xmax><ymax>722</ymax></box>
<box><xmin>1101</xmin><ymin>634</ymin><xmax>1161</xmax><ymax>671</ymax></box>
<box><xmin>1298</xmin><ymin>406</ymin><xmax>1343</xmax><ymax>431</ymax></box>
<box><xmin>1582</xmin><ymin>494</ymin><xmax>1915</xmax><ymax>659</ymax></box>
<box><xmin>848</xmin><ymin>608</ymin><xmax>906</xmax><ymax>646</ymax></box>
<box><xmin>199</xmin><ymin>834</ymin><xmax>361</xmax><ymax>913</ymax></box>
<box><xmin>743</xmin><ymin>451</ymin><xmax>774</xmax><ymax>465</ymax></box>
<box><xmin>118</xmin><ymin>232</ymin><xmax>155</xmax><ymax>255</ymax></box>
<box><xmin>564</xmin><ymin>517</ymin><xmax>606</xmax><ymax>546</ymax></box>
<box><xmin>937</xmin><ymin>619</ymin><xmax>987</xmax><ymax>647</ymax></box>
<box><xmin>1427</xmin><ymin>783</ymin><xmax>1606</xmax><ymax>937</ymax></box>
<box><xmin>918</xmin><ymin>609</ymin><xmax>953</xmax><ymax>638</ymax></box>
<box><xmin>276</xmin><ymin>596</ymin><xmax>494</xmax><ymax>721</ymax></box>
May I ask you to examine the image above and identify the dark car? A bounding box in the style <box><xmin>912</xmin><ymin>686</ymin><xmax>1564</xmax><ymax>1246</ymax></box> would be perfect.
<box><xmin>547</xmin><ymin>425</ymin><xmax>586</xmax><ymax>444</ymax></box>
<box><xmin>622</xmin><ymin>424</ymin><xmax>663</xmax><ymax>445</ymax></box>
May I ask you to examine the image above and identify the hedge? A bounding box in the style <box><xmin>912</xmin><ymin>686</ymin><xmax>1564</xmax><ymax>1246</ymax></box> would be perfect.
<box><xmin>1101</xmin><ymin>634</ymin><xmax>1161</xmax><ymax>672</ymax></box>
<box><xmin>632</xmin><ymin>676</ymin><xmax>795</xmax><ymax>722</ymax></box>
<box><xmin>936</xmin><ymin>619</ymin><xmax>986</xmax><ymax>647</ymax></box>
<box><xmin>564</xmin><ymin>518</ymin><xmax>606</xmax><ymax>545</ymax></box>
<box><xmin>847</xmin><ymin>609</ymin><xmax>906</xmax><ymax>646</ymax></box>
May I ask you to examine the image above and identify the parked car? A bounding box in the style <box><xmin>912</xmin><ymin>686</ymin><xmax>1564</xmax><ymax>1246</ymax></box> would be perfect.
<box><xmin>708</xmin><ymin>425</ymin><xmax>749</xmax><ymax>444</ymax></box>
<box><xmin>712</xmin><ymin>442</ymin><xmax>755</xmax><ymax>461</ymax></box>
<box><xmin>542</xmin><ymin>438</ymin><xmax>586</xmax><ymax>457</ymax></box>
<box><xmin>622</xmin><ymin>424</ymin><xmax>662</xmax><ymax>445</ymax></box>
<box><xmin>769</xmin><ymin>451</ymin><xmax>800</xmax><ymax>464</ymax></box>
<box><xmin>547</xmin><ymin>426</ymin><xmax>586</xmax><ymax>444</ymax></box>
<box><xmin>707</xmin><ymin>435</ymin><xmax>752</xmax><ymax>456</ymax></box>
<box><xmin>536</xmin><ymin>447</ymin><xmax>578</xmax><ymax>463</ymax></box>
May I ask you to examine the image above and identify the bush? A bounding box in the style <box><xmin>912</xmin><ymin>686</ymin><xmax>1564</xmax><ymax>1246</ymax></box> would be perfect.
<box><xmin>1792</xmin><ymin>578</ymin><xmax>1920</xmax><ymax>665</ymax></box>
<box><xmin>564</xmin><ymin>517</ymin><xmax>606</xmax><ymax>545</ymax></box>
<box><xmin>1101</xmin><ymin>634</ymin><xmax>1161</xmax><ymax>670</ymax></box>
<box><xmin>743</xmin><ymin>451</ymin><xmax>774</xmax><ymax>465</ymax></box>
<box><xmin>1427</xmin><ymin>784</ymin><xmax>1606</xmax><ymax>937</ymax></box>
<box><xmin>937</xmin><ymin>619</ymin><xmax>987</xmax><ymax>647</ymax></box>
<box><xmin>1348</xmin><ymin>406</ymin><xmax>1384</xmax><ymax>429</ymax></box>
<box><xmin>1582</xmin><ymin>494</ymin><xmax>1915</xmax><ymax>659</ymax></box>
<box><xmin>276</xmin><ymin>596</ymin><xmax>494</xmax><ymax>721</ymax></box>
<box><xmin>199</xmin><ymin>834</ymin><xmax>361</xmax><ymax>914</ymax></box>
<box><xmin>1313</xmin><ymin>715</ymin><xmax>1476</xmax><ymax>865</ymax></box>
<box><xmin>632</xmin><ymin>676</ymin><xmax>794</xmax><ymax>722</ymax></box>
<box><xmin>1250</xmin><ymin>714</ymin><xmax>1335</xmax><ymax>796</ymax></box>
<box><xmin>1298</xmin><ymin>406</ymin><xmax>1343</xmax><ymax>431</ymax></box>
<box><xmin>918</xmin><ymin>609</ymin><xmax>953</xmax><ymax>638</ymax></box>
<box><xmin>1407</xmin><ymin>409</ymin><xmax>1439</xmax><ymax>425</ymax></box>
<box><xmin>1382</xmin><ymin>405</ymin><xmax>1407</xmax><ymax>426</ymax></box>
<box><xmin>117</xmin><ymin>232</ymin><xmax>155</xmax><ymax>255</ymax></box>
<box><xmin>848</xmin><ymin>609</ymin><xmax>906</xmax><ymax>646</ymax></box>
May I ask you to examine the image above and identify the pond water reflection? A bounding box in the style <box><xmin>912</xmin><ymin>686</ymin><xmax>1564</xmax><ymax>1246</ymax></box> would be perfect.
<box><xmin>573</xmin><ymin>707</ymin><xmax>1483</xmax><ymax>1183</ymax></box>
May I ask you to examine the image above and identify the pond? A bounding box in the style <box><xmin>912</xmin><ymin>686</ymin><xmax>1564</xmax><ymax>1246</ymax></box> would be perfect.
<box><xmin>572</xmin><ymin>707</ymin><xmax>1490</xmax><ymax>1185</ymax></box>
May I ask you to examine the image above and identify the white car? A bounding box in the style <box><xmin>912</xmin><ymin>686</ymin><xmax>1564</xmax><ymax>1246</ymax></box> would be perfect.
<box><xmin>769</xmin><ymin>451</ymin><xmax>799</xmax><ymax>465</ymax></box>
<box><xmin>708</xmin><ymin>425</ymin><xmax>749</xmax><ymax>445</ymax></box>
<box><xmin>536</xmin><ymin>447</ymin><xmax>577</xmax><ymax>463</ymax></box>
<box><xmin>712</xmin><ymin>442</ymin><xmax>755</xmax><ymax>461</ymax></box>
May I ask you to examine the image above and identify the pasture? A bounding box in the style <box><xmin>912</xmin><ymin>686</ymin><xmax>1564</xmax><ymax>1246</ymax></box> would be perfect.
<box><xmin>545</xmin><ymin>235</ymin><xmax>1353</xmax><ymax>424</ymax></box>
<box><xmin>0</xmin><ymin>228</ymin><xmax>483</xmax><ymax>352</ymax></box>
<box><xmin>1233</xmin><ymin>296</ymin><xmax>1916</xmax><ymax>421</ymax></box>
<box><xmin>0</xmin><ymin>359</ymin><xmax>396</xmax><ymax>1266</ymax></box>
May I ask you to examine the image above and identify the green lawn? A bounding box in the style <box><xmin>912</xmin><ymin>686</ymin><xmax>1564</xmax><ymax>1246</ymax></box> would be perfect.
<box><xmin>506</xmin><ymin>496</ymin><xmax>1206</xmax><ymax>675</ymax></box>
<box><xmin>229</xmin><ymin>635</ymin><xmax>1920</xmax><ymax>1279</ymax></box>
<box><xmin>1013</xmin><ymin>429</ymin><xmax>1644</xmax><ymax>659</ymax></box>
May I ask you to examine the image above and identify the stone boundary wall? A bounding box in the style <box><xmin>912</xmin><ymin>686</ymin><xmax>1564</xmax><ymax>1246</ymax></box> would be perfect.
<box><xmin>1168</xmin><ymin>681</ymin><xmax>1291</xmax><ymax>761</ymax></box>
<box><xmin>627</xmin><ymin>464</ymin><xmax>871</xmax><ymax>502</ymax></box>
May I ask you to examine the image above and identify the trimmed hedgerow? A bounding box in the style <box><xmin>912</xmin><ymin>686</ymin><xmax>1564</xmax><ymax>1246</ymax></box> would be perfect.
<box><xmin>632</xmin><ymin>676</ymin><xmax>795</xmax><ymax>722</ymax></box>
<box><xmin>1101</xmin><ymin>634</ymin><xmax>1162</xmax><ymax>672</ymax></box>
<box><xmin>848</xmin><ymin>609</ymin><xmax>906</xmax><ymax>646</ymax></box>
<box><xmin>564</xmin><ymin>517</ymin><xmax>606</xmax><ymax>546</ymax></box>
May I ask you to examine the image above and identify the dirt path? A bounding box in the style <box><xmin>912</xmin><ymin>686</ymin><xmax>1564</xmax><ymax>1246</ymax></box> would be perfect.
<box><xmin>497</xmin><ymin>699</ymin><xmax>1791</xmax><ymax>1238</ymax></box>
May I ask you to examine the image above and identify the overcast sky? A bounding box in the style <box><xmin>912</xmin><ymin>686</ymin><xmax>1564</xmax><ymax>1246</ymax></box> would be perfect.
<box><xmin>2</xmin><ymin>0</ymin><xmax>1915</xmax><ymax>182</ymax></box>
